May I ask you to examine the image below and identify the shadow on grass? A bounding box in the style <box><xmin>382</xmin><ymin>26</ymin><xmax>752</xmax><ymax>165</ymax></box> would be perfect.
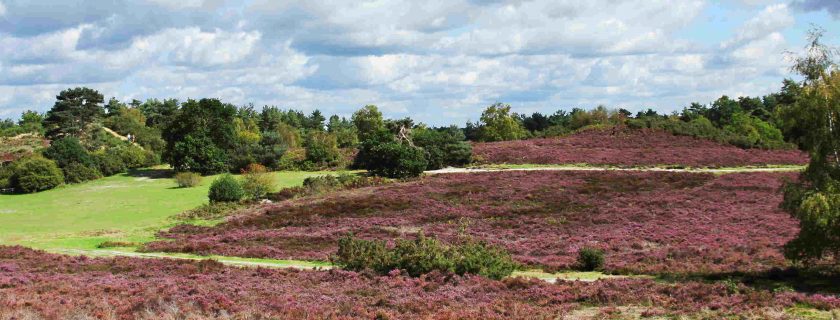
<box><xmin>658</xmin><ymin>267</ymin><xmax>840</xmax><ymax>295</ymax></box>
<box><xmin>124</xmin><ymin>168</ymin><xmax>174</xmax><ymax>179</ymax></box>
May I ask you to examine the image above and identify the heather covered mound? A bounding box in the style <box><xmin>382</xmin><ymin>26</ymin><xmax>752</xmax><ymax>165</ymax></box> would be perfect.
<box><xmin>472</xmin><ymin>128</ymin><xmax>807</xmax><ymax>167</ymax></box>
<box><xmin>146</xmin><ymin>171</ymin><xmax>798</xmax><ymax>275</ymax></box>
<box><xmin>1</xmin><ymin>246</ymin><xmax>838</xmax><ymax>319</ymax></box>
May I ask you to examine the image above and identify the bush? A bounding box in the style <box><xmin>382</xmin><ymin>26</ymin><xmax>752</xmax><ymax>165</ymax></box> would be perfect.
<box><xmin>12</xmin><ymin>157</ymin><xmax>64</xmax><ymax>193</ymax></box>
<box><xmin>208</xmin><ymin>174</ymin><xmax>244</xmax><ymax>203</ymax></box>
<box><xmin>577</xmin><ymin>247</ymin><xmax>605</xmax><ymax>271</ymax></box>
<box><xmin>276</xmin><ymin>148</ymin><xmax>306</xmax><ymax>171</ymax></box>
<box><xmin>42</xmin><ymin>137</ymin><xmax>94</xmax><ymax>168</ymax></box>
<box><xmin>413</xmin><ymin>127</ymin><xmax>472</xmax><ymax>170</ymax></box>
<box><xmin>332</xmin><ymin>233</ymin><xmax>516</xmax><ymax>280</ymax></box>
<box><xmin>92</xmin><ymin>151</ymin><xmax>126</xmax><ymax>176</ymax></box>
<box><xmin>272</xmin><ymin>173</ymin><xmax>389</xmax><ymax>201</ymax></box>
<box><xmin>364</xmin><ymin>142</ymin><xmax>427</xmax><ymax>178</ymax></box>
<box><xmin>241</xmin><ymin>164</ymin><xmax>275</xmax><ymax>199</ymax></box>
<box><xmin>333</xmin><ymin>235</ymin><xmax>392</xmax><ymax>273</ymax></box>
<box><xmin>391</xmin><ymin>233</ymin><xmax>455</xmax><ymax>277</ymax></box>
<box><xmin>174</xmin><ymin>172</ymin><xmax>202</xmax><ymax>188</ymax></box>
<box><xmin>453</xmin><ymin>241</ymin><xmax>517</xmax><ymax>280</ymax></box>
<box><xmin>0</xmin><ymin>164</ymin><xmax>15</xmax><ymax>189</ymax></box>
<box><xmin>62</xmin><ymin>162</ymin><xmax>102</xmax><ymax>184</ymax></box>
<box><xmin>115</xmin><ymin>145</ymin><xmax>149</xmax><ymax>169</ymax></box>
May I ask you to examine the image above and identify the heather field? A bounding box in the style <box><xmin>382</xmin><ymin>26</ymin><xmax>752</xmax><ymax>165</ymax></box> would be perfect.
<box><xmin>2</xmin><ymin>246</ymin><xmax>839</xmax><ymax>319</ymax></box>
<box><xmin>146</xmin><ymin>170</ymin><xmax>799</xmax><ymax>275</ymax></box>
<box><xmin>472</xmin><ymin>128</ymin><xmax>808</xmax><ymax>167</ymax></box>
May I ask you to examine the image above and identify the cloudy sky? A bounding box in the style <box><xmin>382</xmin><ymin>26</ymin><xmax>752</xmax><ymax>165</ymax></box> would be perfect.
<box><xmin>0</xmin><ymin>0</ymin><xmax>838</xmax><ymax>125</ymax></box>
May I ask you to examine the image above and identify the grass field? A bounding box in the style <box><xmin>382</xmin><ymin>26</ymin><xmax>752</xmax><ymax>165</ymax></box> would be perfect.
<box><xmin>0</xmin><ymin>167</ymin><xmax>332</xmax><ymax>250</ymax></box>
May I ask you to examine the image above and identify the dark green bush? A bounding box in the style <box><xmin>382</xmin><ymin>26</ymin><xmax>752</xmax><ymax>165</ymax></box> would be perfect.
<box><xmin>413</xmin><ymin>127</ymin><xmax>472</xmax><ymax>170</ymax></box>
<box><xmin>208</xmin><ymin>174</ymin><xmax>244</xmax><ymax>203</ymax></box>
<box><xmin>42</xmin><ymin>137</ymin><xmax>94</xmax><ymax>168</ymax></box>
<box><xmin>174</xmin><ymin>172</ymin><xmax>202</xmax><ymax>188</ymax></box>
<box><xmin>12</xmin><ymin>157</ymin><xmax>64</xmax><ymax>193</ymax></box>
<box><xmin>0</xmin><ymin>164</ymin><xmax>14</xmax><ymax>189</ymax></box>
<box><xmin>92</xmin><ymin>151</ymin><xmax>126</xmax><ymax>176</ymax></box>
<box><xmin>332</xmin><ymin>233</ymin><xmax>516</xmax><ymax>280</ymax></box>
<box><xmin>577</xmin><ymin>247</ymin><xmax>605</xmax><ymax>271</ymax></box>
<box><xmin>62</xmin><ymin>162</ymin><xmax>102</xmax><ymax>184</ymax></box>
<box><xmin>364</xmin><ymin>142</ymin><xmax>427</xmax><ymax>178</ymax></box>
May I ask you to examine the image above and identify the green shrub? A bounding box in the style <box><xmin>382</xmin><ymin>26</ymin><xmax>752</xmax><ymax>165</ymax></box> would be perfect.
<box><xmin>333</xmin><ymin>235</ymin><xmax>392</xmax><ymax>273</ymax></box>
<box><xmin>391</xmin><ymin>233</ymin><xmax>455</xmax><ymax>277</ymax></box>
<box><xmin>241</xmin><ymin>164</ymin><xmax>275</xmax><ymax>199</ymax></box>
<box><xmin>12</xmin><ymin>157</ymin><xmax>64</xmax><ymax>193</ymax></box>
<box><xmin>208</xmin><ymin>174</ymin><xmax>244</xmax><ymax>203</ymax></box>
<box><xmin>276</xmin><ymin>148</ymin><xmax>306</xmax><ymax>171</ymax></box>
<box><xmin>115</xmin><ymin>145</ymin><xmax>149</xmax><ymax>169</ymax></box>
<box><xmin>62</xmin><ymin>162</ymin><xmax>102</xmax><ymax>184</ymax></box>
<box><xmin>302</xmin><ymin>175</ymin><xmax>342</xmax><ymax>193</ymax></box>
<box><xmin>42</xmin><ymin>137</ymin><xmax>94</xmax><ymax>168</ymax></box>
<box><xmin>332</xmin><ymin>233</ymin><xmax>516</xmax><ymax>280</ymax></box>
<box><xmin>413</xmin><ymin>127</ymin><xmax>472</xmax><ymax>170</ymax></box>
<box><xmin>453</xmin><ymin>241</ymin><xmax>517</xmax><ymax>280</ymax></box>
<box><xmin>0</xmin><ymin>164</ymin><xmax>15</xmax><ymax>189</ymax></box>
<box><xmin>92</xmin><ymin>151</ymin><xmax>126</xmax><ymax>176</ymax></box>
<box><xmin>174</xmin><ymin>172</ymin><xmax>202</xmax><ymax>188</ymax></box>
<box><xmin>364</xmin><ymin>142</ymin><xmax>427</xmax><ymax>178</ymax></box>
<box><xmin>577</xmin><ymin>247</ymin><xmax>605</xmax><ymax>271</ymax></box>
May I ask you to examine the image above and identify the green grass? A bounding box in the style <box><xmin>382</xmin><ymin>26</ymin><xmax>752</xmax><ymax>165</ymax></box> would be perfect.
<box><xmin>0</xmin><ymin>168</ymin><xmax>333</xmax><ymax>250</ymax></box>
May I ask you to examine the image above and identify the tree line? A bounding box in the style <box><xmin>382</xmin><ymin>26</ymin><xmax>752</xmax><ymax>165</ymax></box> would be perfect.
<box><xmin>0</xmin><ymin>75</ymin><xmax>817</xmax><ymax>193</ymax></box>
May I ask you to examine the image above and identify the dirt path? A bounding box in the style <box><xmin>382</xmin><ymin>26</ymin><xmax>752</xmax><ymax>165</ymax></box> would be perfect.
<box><xmin>425</xmin><ymin>165</ymin><xmax>805</xmax><ymax>175</ymax></box>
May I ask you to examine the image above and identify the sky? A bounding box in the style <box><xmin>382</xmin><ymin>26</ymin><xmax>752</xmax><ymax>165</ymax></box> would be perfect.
<box><xmin>0</xmin><ymin>0</ymin><xmax>839</xmax><ymax>126</ymax></box>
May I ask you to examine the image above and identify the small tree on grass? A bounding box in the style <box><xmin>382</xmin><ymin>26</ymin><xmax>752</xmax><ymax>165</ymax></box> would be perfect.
<box><xmin>208</xmin><ymin>174</ymin><xmax>244</xmax><ymax>203</ymax></box>
<box><xmin>241</xmin><ymin>163</ymin><xmax>275</xmax><ymax>199</ymax></box>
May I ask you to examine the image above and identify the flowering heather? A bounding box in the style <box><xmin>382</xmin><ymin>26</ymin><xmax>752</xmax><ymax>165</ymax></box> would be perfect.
<box><xmin>472</xmin><ymin>128</ymin><xmax>807</xmax><ymax>167</ymax></box>
<box><xmin>146</xmin><ymin>170</ymin><xmax>799</xmax><ymax>275</ymax></box>
<box><xmin>0</xmin><ymin>246</ymin><xmax>837</xmax><ymax>319</ymax></box>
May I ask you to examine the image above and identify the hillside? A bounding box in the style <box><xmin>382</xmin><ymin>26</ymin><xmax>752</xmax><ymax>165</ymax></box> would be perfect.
<box><xmin>472</xmin><ymin>128</ymin><xmax>808</xmax><ymax>168</ymax></box>
<box><xmin>146</xmin><ymin>170</ymin><xmax>798</xmax><ymax>275</ymax></box>
<box><xmin>0</xmin><ymin>134</ymin><xmax>48</xmax><ymax>164</ymax></box>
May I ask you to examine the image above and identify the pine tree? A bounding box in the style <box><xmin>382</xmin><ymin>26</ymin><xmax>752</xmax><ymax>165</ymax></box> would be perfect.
<box><xmin>43</xmin><ymin>87</ymin><xmax>105</xmax><ymax>139</ymax></box>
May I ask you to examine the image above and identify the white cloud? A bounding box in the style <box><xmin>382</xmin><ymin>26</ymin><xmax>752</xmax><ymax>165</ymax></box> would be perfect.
<box><xmin>722</xmin><ymin>4</ymin><xmax>793</xmax><ymax>49</ymax></box>
<box><xmin>0</xmin><ymin>1</ymin><xmax>6</xmax><ymax>17</ymax></box>
<box><xmin>0</xmin><ymin>0</ymin><xmax>816</xmax><ymax>125</ymax></box>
